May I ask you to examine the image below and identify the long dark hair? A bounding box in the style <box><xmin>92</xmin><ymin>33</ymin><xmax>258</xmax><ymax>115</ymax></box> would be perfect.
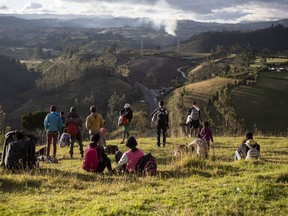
<box><xmin>90</xmin><ymin>133</ymin><xmax>101</xmax><ymax>148</ymax></box>
<box><xmin>126</xmin><ymin>136</ymin><xmax>138</xmax><ymax>152</ymax></box>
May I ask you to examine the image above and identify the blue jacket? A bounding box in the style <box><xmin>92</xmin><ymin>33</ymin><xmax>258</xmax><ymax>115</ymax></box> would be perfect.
<box><xmin>44</xmin><ymin>112</ymin><xmax>63</xmax><ymax>132</ymax></box>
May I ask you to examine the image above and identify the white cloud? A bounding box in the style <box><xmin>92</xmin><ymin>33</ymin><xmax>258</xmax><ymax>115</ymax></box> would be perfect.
<box><xmin>0</xmin><ymin>5</ymin><xmax>8</xmax><ymax>10</ymax></box>
<box><xmin>1</xmin><ymin>0</ymin><xmax>287</xmax><ymax>33</ymax></box>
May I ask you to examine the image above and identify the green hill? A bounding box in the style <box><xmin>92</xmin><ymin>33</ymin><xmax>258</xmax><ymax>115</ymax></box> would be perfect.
<box><xmin>230</xmin><ymin>71</ymin><xmax>288</xmax><ymax>134</ymax></box>
<box><xmin>180</xmin><ymin>25</ymin><xmax>288</xmax><ymax>53</ymax></box>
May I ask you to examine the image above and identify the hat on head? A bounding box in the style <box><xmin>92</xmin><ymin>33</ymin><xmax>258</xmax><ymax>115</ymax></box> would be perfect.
<box><xmin>124</xmin><ymin>103</ymin><xmax>130</xmax><ymax>109</ymax></box>
<box><xmin>90</xmin><ymin>105</ymin><xmax>96</xmax><ymax>113</ymax></box>
<box><xmin>126</xmin><ymin>136</ymin><xmax>137</xmax><ymax>149</ymax></box>
<box><xmin>70</xmin><ymin>106</ymin><xmax>76</xmax><ymax>112</ymax></box>
<box><xmin>50</xmin><ymin>105</ymin><xmax>56</xmax><ymax>112</ymax></box>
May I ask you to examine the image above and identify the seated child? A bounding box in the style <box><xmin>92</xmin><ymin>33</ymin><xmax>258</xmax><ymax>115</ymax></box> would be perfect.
<box><xmin>99</xmin><ymin>127</ymin><xmax>107</xmax><ymax>147</ymax></box>
<box><xmin>58</xmin><ymin>129</ymin><xmax>71</xmax><ymax>148</ymax></box>
<box><xmin>234</xmin><ymin>132</ymin><xmax>260</xmax><ymax>160</ymax></box>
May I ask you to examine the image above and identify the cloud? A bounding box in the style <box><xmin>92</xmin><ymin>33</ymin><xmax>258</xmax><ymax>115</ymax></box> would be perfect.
<box><xmin>24</xmin><ymin>2</ymin><xmax>43</xmax><ymax>10</ymax></box>
<box><xmin>0</xmin><ymin>5</ymin><xmax>8</xmax><ymax>10</ymax></box>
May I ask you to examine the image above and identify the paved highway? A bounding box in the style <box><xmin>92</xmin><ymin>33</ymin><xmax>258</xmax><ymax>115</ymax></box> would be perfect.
<box><xmin>135</xmin><ymin>82</ymin><xmax>158</xmax><ymax>115</ymax></box>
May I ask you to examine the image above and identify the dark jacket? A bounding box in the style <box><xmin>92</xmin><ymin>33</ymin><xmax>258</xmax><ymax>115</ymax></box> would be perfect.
<box><xmin>150</xmin><ymin>107</ymin><xmax>169</xmax><ymax>128</ymax></box>
<box><xmin>120</xmin><ymin>107</ymin><xmax>133</xmax><ymax>122</ymax></box>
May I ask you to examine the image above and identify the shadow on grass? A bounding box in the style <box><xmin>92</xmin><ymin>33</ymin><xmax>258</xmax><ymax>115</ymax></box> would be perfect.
<box><xmin>158</xmin><ymin>169</ymin><xmax>213</xmax><ymax>179</ymax></box>
<box><xmin>0</xmin><ymin>177</ymin><xmax>42</xmax><ymax>193</ymax></box>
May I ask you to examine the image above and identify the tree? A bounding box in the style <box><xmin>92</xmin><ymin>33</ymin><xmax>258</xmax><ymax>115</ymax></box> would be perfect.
<box><xmin>22</xmin><ymin>111</ymin><xmax>48</xmax><ymax>131</ymax></box>
<box><xmin>0</xmin><ymin>105</ymin><xmax>6</xmax><ymax>134</ymax></box>
<box><xmin>106</xmin><ymin>92</ymin><xmax>126</xmax><ymax>129</ymax></box>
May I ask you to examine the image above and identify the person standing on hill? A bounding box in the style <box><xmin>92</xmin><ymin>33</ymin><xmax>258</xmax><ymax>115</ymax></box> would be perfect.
<box><xmin>150</xmin><ymin>100</ymin><xmax>169</xmax><ymax>147</ymax></box>
<box><xmin>200</xmin><ymin>121</ymin><xmax>214</xmax><ymax>148</ymax></box>
<box><xmin>119</xmin><ymin>103</ymin><xmax>133</xmax><ymax>144</ymax></box>
<box><xmin>66</xmin><ymin>107</ymin><xmax>84</xmax><ymax>158</ymax></box>
<box><xmin>44</xmin><ymin>105</ymin><xmax>63</xmax><ymax>159</ymax></box>
<box><xmin>187</xmin><ymin>101</ymin><xmax>201</xmax><ymax>138</ymax></box>
<box><xmin>85</xmin><ymin>105</ymin><xmax>105</xmax><ymax>139</ymax></box>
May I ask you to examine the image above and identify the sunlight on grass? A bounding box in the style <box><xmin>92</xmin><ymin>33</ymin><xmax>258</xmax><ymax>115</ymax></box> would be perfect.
<box><xmin>0</xmin><ymin>136</ymin><xmax>287</xmax><ymax>215</ymax></box>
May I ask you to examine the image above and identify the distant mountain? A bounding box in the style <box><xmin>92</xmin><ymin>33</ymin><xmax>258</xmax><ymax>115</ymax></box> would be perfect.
<box><xmin>1</xmin><ymin>14</ymin><xmax>288</xmax><ymax>40</ymax></box>
<box><xmin>179</xmin><ymin>24</ymin><xmax>288</xmax><ymax>53</ymax></box>
<box><xmin>176</xmin><ymin>19</ymin><xmax>288</xmax><ymax>39</ymax></box>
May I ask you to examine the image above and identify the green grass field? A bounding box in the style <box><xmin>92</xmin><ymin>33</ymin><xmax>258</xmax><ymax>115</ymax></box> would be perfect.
<box><xmin>230</xmin><ymin>71</ymin><xmax>288</xmax><ymax>134</ymax></box>
<box><xmin>1</xmin><ymin>136</ymin><xmax>287</xmax><ymax>215</ymax></box>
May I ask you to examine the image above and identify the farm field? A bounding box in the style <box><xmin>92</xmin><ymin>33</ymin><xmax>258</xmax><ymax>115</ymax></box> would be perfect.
<box><xmin>230</xmin><ymin>71</ymin><xmax>288</xmax><ymax>133</ymax></box>
<box><xmin>1</xmin><ymin>136</ymin><xmax>287</xmax><ymax>215</ymax></box>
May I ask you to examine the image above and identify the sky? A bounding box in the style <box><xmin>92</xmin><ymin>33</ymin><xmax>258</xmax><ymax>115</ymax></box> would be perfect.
<box><xmin>0</xmin><ymin>0</ymin><xmax>287</xmax><ymax>35</ymax></box>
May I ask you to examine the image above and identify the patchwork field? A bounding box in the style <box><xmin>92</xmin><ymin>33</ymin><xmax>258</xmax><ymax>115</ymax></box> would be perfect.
<box><xmin>230</xmin><ymin>71</ymin><xmax>288</xmax><ymax>134</ymax></box>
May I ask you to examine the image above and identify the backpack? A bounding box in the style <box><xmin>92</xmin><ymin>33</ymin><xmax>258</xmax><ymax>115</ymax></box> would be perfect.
<box><xmin>245</xmin><ymin>143</ymin><xmax>260</xmax><ymax>160</ymax></box>
<box><xmin>2</xmin><ymin>131</ymin><xmax>37</xmax><ymax>170</ymax></box>
<box><xmin>190</xmin><ymin>107</ymin><xmax>199</xmax><ymax>121</ymax></box>
<box><xmin>136</xmin><ymin>153</ymin><xmax>157</xmax><ymax>176</ymax></box>
<box><xmin>157</xmin><ymin>109</ymin><xmax>167</xmax><ymax>126</ymax></box>
<box><xmin>66</xmin><ymin>123</ymin><xmax>78</xmax><ymax>136</ymax></box>
<box><xmin>118</xmin><ymin>115</ymin><xmax>129</xmax><ymax>126</ymax></box>
<box><xmin>82</xmin><ymin>146</ymin><xmax>99</xmax><ymax>172</ymax></box>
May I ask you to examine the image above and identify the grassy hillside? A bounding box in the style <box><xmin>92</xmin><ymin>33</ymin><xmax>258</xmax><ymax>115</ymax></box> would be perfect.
<box><xmin>0</xmin><ymin>136</ymin><xmax>287</xmax><ymax>215</ymax></box>
<box><xmin>167</xmin><ymin>77</ymin><xmax>235</xmax><ymax>136</ymax></box>
<box><xmin>230</xmin><ymin>71</ymin><xmax>288</xmax><ymax>134</ymax></box>
<box><xmin>6</xmin><ymin>76</ymin><xmax>136</xmax><ymax>128</ymax></box>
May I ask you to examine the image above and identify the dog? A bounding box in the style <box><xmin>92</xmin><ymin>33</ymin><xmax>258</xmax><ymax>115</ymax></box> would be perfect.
<box><xmin>188</xmin><ymin>138</ymin><xmax>209</xmax><ymax>158</ymax></box>
<box><xmin>174</xmin><ymin>144</ymin><xmax>195</xmax><ymax>157</ymax></box>
<box><xmin>104</xmin><ymin>145</ymin><xmax>119</xmax><ymax>155</ymax></box>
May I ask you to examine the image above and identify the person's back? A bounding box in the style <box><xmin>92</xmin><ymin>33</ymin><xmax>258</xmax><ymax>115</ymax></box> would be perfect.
<box><xmin>150</xmin><ymin>100</ymin><xmax>169</xmax><ymax>147</ymax></box>
<box><xmin>82</xmin><ymin>145</ymin><xmax>98</xmax><ymax>172</ymax></box>
<box><xmin>244</xmin><ymin>139</ymin><xmax>260</xmax><ymax>160</ymax></box>
<box><xmin>200</xmin><ymin>121</ymin><xmax>214</xmax><ymax>147</ymax></box>
<box><xmin>86</xmin><ymin>106</ymin><xmax>104</xmax><ymax>136</ymax></box>
<box><xmin>115</xmin><ymin>136</ymin><xmax>144</xmax><ymax>173</ymax></box>
<box><xmin>235</xmin><ymin>132</ymin><xmax>260</xmax><ymax>160</ymax></box>
<box><xmin>125</xmin><ymin>148</ymin><xmax>144</xmax><ymax>172</ymax></box>
<box><xmin>44</xmin><ymin>111</ymin><xmax>62</xmax><ymax>132</ymax></box>
<box><xmin>66</xmin><ymin>107</ymin><xmax>84</xmax><ymax>158</ymax></box>
<box><xmin>58</xmin><ymin>132</ymin><xmax>71</xmax><ymax>147</ymax></box>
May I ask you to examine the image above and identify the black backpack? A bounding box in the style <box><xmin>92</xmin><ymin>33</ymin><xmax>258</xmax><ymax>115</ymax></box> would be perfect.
<box><xmin>2</xmin><ymin>131</ymin><xmax>37</xmax><ymax>171</ymax></box>
<box><xmin>157</xmin><ymin>109</ymin><xmax>167</xmax><ymax>126</ymax></box>
<box><xmin>136</xmin><ymin>153</ymin><xmax>157</xmax><ymax>176</ymax></box>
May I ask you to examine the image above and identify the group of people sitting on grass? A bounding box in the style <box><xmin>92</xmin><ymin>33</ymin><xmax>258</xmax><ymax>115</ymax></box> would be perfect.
<box><xmin>0</xmin><ymin>129</ymin><xmax>260</xmax><ymax>173</ymax></box>
<box><xmin>0</xmin><ymin>100</ymin><xmax>261</xmax><ymax>173</ymax></box>
<box><xmin>82</xmin><ymin>133</ymin><xmax>157</xmax><ymax>176</ymax></box>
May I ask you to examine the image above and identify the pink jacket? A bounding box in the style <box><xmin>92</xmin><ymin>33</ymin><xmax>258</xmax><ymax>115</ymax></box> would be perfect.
<box><xmin>82</xmin><ymin>145</ymin><xmax>99</xmax><ymax>172</ymax></box>
<box><xmin>126</xmin><ymin>149</ymin><xmax>144</xmax><ymax>172</ymax></box>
